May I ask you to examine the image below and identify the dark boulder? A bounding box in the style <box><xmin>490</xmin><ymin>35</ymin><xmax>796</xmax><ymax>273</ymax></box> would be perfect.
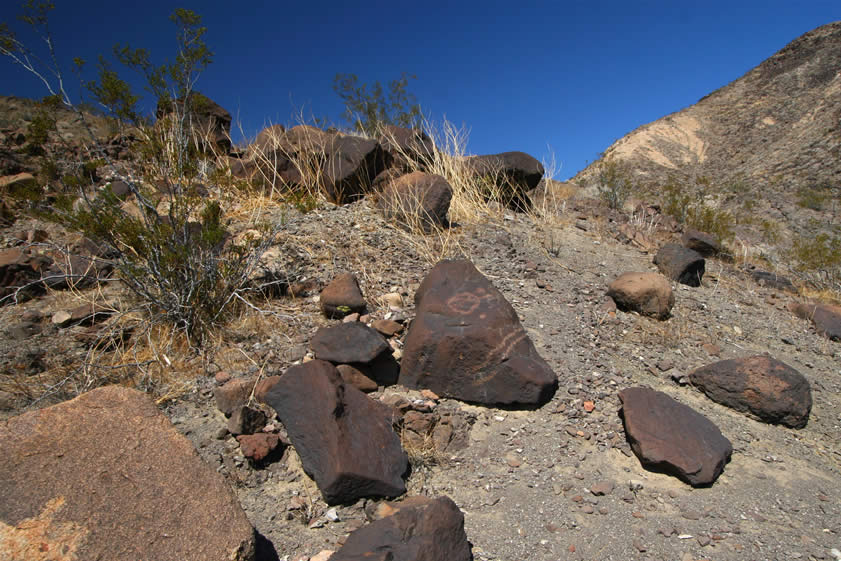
<box><xmin>330</xmin><ymin>496</ymin><xmax>472</xmax><ymax>561</ymax></box>
<box><xmin>320</xmin><ymin>273</ymin><xmax>367</xmax><ymax>319</ymax></box>
<box><xmin>263</xmin><ymin>360</ymin><xmax>407</xmax><ymax>504</ymax></box>
<box><xmin>619</xmin><ymin>386</ymin><xmax>732</xmax><ymax>486</ymax></box>
<box><xmin>311</xmin><ymin>322</ymin><xmax>390</xmax><ymax>365</ymax></box>
<box><xmin>790</xmin><ymin>302</ymin><xmax>841</xmax><ymax>341</ymax></box>
<box><xmin>689</xmin><ymin>355</ymin><xmax>812</xmax><ymax>428</ymax></box>
<box><xmin>377</xmin><ymin>125</ymin><xmax>435</xmax><ymax>171</ymax></box>
<box><xmin>322</xmin><ymin>135</ymin><xmax>391</xmax><ymax>204</ymax></box>
<box><xmin>465</xmin><ymin>151</ymin><xmax>544</xmax><ymax>211</ymax></box>
<box><xmin>654</xmin><ymin>243</ymin><xmax>705</xmax><ymax>287</ymax></box>
<box><xmin>682</xmin><ymin>228</ymin><xmax>722</xmax><ymax>257</ymax></box>
<box><xmin>377</xmin><ymin>171</ymin><xmax>452</xmax><ymax>232</ymax></box>
<box><xmin>399</xmin><ymin>259</ymin><xmax>557</xmax><ymax>406</ymax></box>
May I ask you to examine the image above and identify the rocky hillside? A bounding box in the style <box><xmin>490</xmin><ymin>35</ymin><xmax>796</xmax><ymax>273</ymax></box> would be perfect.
<box><xmin>573</xmin><ymin>21</ymin><xmax>841</xmax><ymax>244</ymax></box>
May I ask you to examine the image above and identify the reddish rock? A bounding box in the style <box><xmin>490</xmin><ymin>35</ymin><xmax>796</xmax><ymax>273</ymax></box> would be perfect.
<box><xmin>689</xmin><ymin>355</ymin><xmax>812</xmax><ymax>428</ymax></box>
<box><xmin>311</xmin><ymin>322</ymin><xmax>390</xmax><ymax>364</ymax></box>
<box><xmin>682</xmin><ymin>229</ymin><xmax>722</xmax><ymax>257</ymax></box>
<box><xmin>377</xmin><ymin>171</ymin><xmax>452</xmax><ymax>232</ymax></box>
<box><xmin>236</xmin><ymin>433</ymin><xmax>282</xmax><ymax>463</ymax></box>
<box><xmin>619</xmin><ymin>386</ymin><xmax>732</xmax><ymax>486</ymax></box>
<box><xmin>0</xmin><ymin>386</ymin><xmax>256</xmax><ymax>560</ymax></box>
<box><xmin>254</xmin><ymin>375</ymin><xmax>281</xmax><ymax>404</ymax></box>
<box><xmin>330</xmin><ymin>496</ymin><xmax>472</xmax><ymax>561</ymax></box>
<box><xmin>399</xmin><ymin>259</ymin><xmax>557</xmax><ymax>406</ymax></box>
<box><xmin>263</xmin><ymin>360</ymin><xmax>407</xmax><ymax>504</ymax></box>
<box><xmin>790</xmin><ymin>301</ymin><xmax>841</xmax><ymax>341</ymax></box>
<box><xmin>213</xmin><ymin>377</ymin><xmax>256</xmax><ymax>417</ymax></box>
<box><xmin>320</xmin><ymin>273</ymin><xmax>367</xmax><ymax>319</ymax></box>
<box><xmin>607</xmin><ymin>272</ymin><xmax>674</xmax><ymax>320</ymax></box>
<box><xmin>337</xmin><ymin>364</ymin><xmax>379</xmax><ymax>392</ymax></box>
<box><xmin>371</xmin><ymin>318</ymin><xmax>403</xmax><ymax>337</ymax></box>
<box><xmin>654</xmin><ymin>243</ymin><xmax>705</xmax><ymax>287</ymax></box>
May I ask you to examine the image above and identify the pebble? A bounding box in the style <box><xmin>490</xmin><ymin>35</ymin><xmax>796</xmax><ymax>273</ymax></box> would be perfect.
<box><xmin>590</xmin><ymin>480</ymin><xmax>614</xmax><ymax>496</ymax></box>
<box><xmin>581</xmin><ymin>505</ymin><xmax>594</xmax><ymax>514</ymax></box>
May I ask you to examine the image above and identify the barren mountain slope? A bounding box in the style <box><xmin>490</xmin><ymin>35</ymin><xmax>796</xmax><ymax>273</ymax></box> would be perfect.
<box><xmin>573</xmin><ymin>21</ymin><xmax>841</xmax><ymax>240</ymax></box>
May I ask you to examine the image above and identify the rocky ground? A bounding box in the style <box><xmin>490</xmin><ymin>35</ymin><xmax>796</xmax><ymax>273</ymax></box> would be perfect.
<box><xmin>122</xmin><ymin>197</ymin><xmax>841</xmax><ymax>561</ymax></box>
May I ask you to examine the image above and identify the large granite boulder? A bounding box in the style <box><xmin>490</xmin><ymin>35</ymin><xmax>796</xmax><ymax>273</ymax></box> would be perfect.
<box><xmin>619</xmin><ymin>386</ymin><xmax>732</xmax><ymax>486</ymax></box>
<box><xmin>606</xmin><ymin>271</ymin><xmax>674</xmax><ymax>320</ymax></box>
<box><xmin>689</xmin><ymin>355</ymin><xmax>812</xmax><ymax>428</ymax></box>
<box><xmin>263</xmin><ymin>360</ymin><xmax>407</xmax><ymax>504</ymax></box>
<box><xmin>330</xmin><ymin>496</ymin><xmax>472</xmax><ymax>561</ymax></box>
<box><xmin>399</xmin><ymin>259</ymin><xmax>557</xmax><ymax>406</ymax></box>
<box><xmin>0</xmin><ymin>386</ymin><xmax>256</xmax><ymax>561</ymax></box>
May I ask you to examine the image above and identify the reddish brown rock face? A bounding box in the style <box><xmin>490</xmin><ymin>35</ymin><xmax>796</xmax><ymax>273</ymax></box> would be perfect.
<box><xmin>607</xmin><ymin>271</ymin><xmax>674</xmax><ymax>320</ymax></box>
<box><xmin>263</xmin><ymin>360</ymin><xmax>407</xmax><ymax>505</ymax></box>
<box><xmin>619</xmin><ymin>387</ymin><xmax>732</xmax><ymax>487</ymax></box>
<box><xmin>399</xmin><ymin>259</ymin><xmax>557</xmax><ymax>406</ymax></box>
<box><xmin>0</xmin><ymin>386</ymin><xmax>256</xmax><ymax>561</ymax></box>
<box><xmin>330</xmin><ymin>496</ymin><xmax>472</xmax><ymax>561</ymax></box>
<box><xmin>320</xmin><ymin>273</ymin><xmax>367</xmax><ymax>319</ymax></box>
<box><xmin>689</xmin><ymin>355</ymin><xmax>812</xmax><ymax>428</ymax></box>
<box><xmin>790</xmin><ymin>302</ymin><xmax>841</xmax><ymax>341</ymax></box>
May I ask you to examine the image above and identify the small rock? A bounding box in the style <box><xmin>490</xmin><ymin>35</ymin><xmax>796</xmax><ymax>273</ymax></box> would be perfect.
<box><xmin>590</xmin><ymin>480</ymin><xmax>614</xmax><ymax>496</ymax></box>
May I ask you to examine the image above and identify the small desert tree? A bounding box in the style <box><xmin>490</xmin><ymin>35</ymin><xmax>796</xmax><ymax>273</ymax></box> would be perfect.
<box><xmin>333</xmin><ymin>72</ymin><xmax>423</xmax><ymax>135</ymax></box>
<box><xmin>1</xmin><ymin>3</ymin><xmax>277</xmax><ymax>345</ymax></box>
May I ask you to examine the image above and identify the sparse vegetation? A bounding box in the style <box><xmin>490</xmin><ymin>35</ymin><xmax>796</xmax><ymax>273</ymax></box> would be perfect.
<box><xmin>661</xmin><ymin>178</ymin><xmax>734</xmax><ymax>243</ymax></box>
<box><xmin>333</xmin><ymin>72</ymin><xmax>423</xmax><ymax>135</ymax></box>
<box><xmin>594</xmin><ymin>157</ymin><xmax>633</xmax><ymax>210</ymax></box>
<box><xmin>1</xmin><ymin>4</ymin><xmax>280</xmax><ymax>348</ymax></box>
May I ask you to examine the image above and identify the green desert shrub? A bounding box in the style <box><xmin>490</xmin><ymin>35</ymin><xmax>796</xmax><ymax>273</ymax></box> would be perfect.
<box><xmin>594</xmin><ymin>157</ymin><xmax>633</xmax><ymax>210</ymax></box>
<box><xmin>2</xmin><ymin>4</ymin><xmax>277</xmax><ymax>344</ymax></box>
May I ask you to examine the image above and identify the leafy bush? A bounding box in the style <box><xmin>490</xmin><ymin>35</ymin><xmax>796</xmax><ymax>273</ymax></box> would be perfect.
<box><xmin>333</xmin><ymin>72</ymin><xmax>422</xmax><ymax>135</ymax></box>
<box><xmin>790</xmin><ymin>231</ymin><xmax>841</xmax><ymax>272</ymax></box>
<box><xmin>594</xmin><ymin>157</ymin><xmax>633</xmax><ymax>210</ymax></box>
<box><xmin>796</xmin><ymin>184</ymin><xmax>833</xmax><ymax>211</ymax></box>
<box><xmin>2</xmin><ymin>4</ymin><xmax>277</xmax><ymax>345</ymax></box>
<box><xmin>662</xmin><ymin>180</ymin><xmax>734</xmax><ymax>243</ymax></box>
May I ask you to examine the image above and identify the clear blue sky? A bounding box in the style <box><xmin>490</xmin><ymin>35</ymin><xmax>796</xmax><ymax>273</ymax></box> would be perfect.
<box><xmin>2</xmin><ymin>1</ymin><xmax>839</xmax><ymax>179</ymax></box>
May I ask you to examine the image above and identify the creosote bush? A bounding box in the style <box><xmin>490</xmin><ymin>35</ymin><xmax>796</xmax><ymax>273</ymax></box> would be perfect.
<box><xmin>1</xmin><ymin>3</ymin><xmax>279</xmax><ymax>346</ymax></box>
<box><xmin>594</xmin><ymin>157</ymin><xmax>633</xmax><ymax>210</ymax></box>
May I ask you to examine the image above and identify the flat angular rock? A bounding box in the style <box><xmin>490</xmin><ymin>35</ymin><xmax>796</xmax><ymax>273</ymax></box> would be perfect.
<box><xmin>377</xmin><ymin>171</ymin><xmax>452</xmax><ymax>232</ymax></box>
<box><xmin>321</xmin><ymin>273</ymin><xmax>367</xmax><ymax>319</ymax></box>
<box><xmin>654</xmin><ymin>243</ymin><xmax>705</xmax><ymax>286</ymax></box>
<box><xmin>214</xmin><ymin>377</ymin><xmax>256</xmax><ymax>417</ymax></box>
<box><xmin>330</xmin><ymin>496</ymin><xmax>472</xmax><ymax>561</ymax></box>
<box><xmin>263</xmin><ymin>360</ymin><xmax>407</xmax><ymax>504</ymax></box>
<box><xmin>790</xmin><ymin>302</ymin><xmax>841</xmax><ymax>341</ymax></box>
<box><xmin>751</xmin><ymin>269</ymin><xmax>795</xmax><ymax>291</ymax></box>
<box><xmin>399</xmin><ymin>259</ymin><xmax>557</xmax><ymax>406</ymax></box>
<box><xmin>0</xmin><ymin>386</ymin><xmax>255</xmax><ymax>561</ymax></box>
<box><xmin>311</xmin><ymin>322</ymin><xmax>390</xmax><ymax>364</ymax></box>
<box><xmin>619</xmin><ymin>387</ymin><xmax>732</xmax><ymax>486</ymax></box>
<box><xmin>336</xmin><ymin>364</ymin><xmax>379</xmax><ymax>392</ymax></box>
<box><xmin>607</xmin><ymin>272</ymin><xmax>674</xmax><ymax>320</ymax></box>
<box><xmin>689</xmin><ymin>355</ymin><xmax>812</xmax><ymax>428</ymax></box>
<box><xmin>682</xmin><ymin>228</ymin><xmax>722</xmax><ymax>257</ymax></box>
